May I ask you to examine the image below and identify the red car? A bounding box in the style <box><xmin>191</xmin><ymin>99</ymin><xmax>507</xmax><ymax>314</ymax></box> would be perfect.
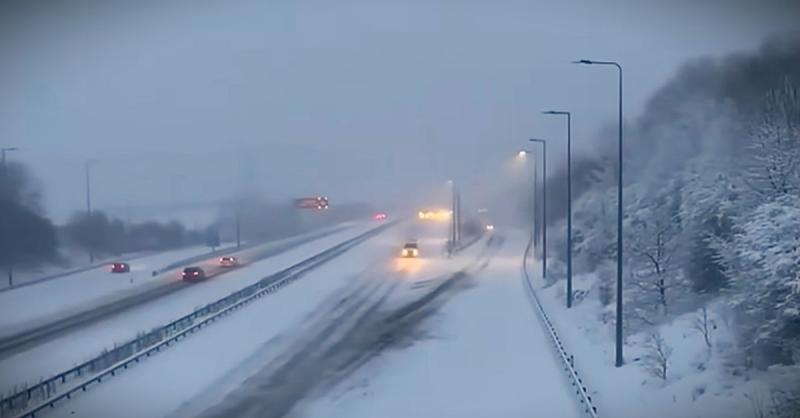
<box><xmin>110</xmin><ymin>262</ymin><xmax>130</xmax><ymax>273</ymax></box>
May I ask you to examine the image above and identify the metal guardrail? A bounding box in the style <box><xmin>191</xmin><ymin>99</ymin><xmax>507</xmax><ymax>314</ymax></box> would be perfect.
<box><xmin>1</xmin><ymin>222</ymin><xmax>394</xmax><ymax>418</ymax></box>
<box><xmin>521</xmin><ymin>237</ymin><xmax>600</xmax><ymax>418</ymax></box>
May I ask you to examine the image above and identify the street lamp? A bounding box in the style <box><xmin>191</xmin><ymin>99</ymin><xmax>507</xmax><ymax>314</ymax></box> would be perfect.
<box><xmin>574</xmin><ymin>58</ymin><xmax>625</xmax><ymax>367</ymax></box>
<box><xmin>1</xmin><ymin>147</ymin><xmax>18</xmax><ymax>166</ymax></box>
<box><xmin>1</xmin><ymin>147</ymin><xmax>19</xmax><ymax>287</ymax></box>
<box><xmin>85</xmin><ymin>159</ymin><xmax>99</xmax><ymax>263</ymax></box>
<box><xmin>517</xmin><ymin>150</ymin><xmax>537</xmax><ymax>253</ymax></box>
<box><xmin>447</xmin><ymin>179</ymin><xmax>456</xmax><ymax>253</ymax></box>
<box><xmin>1</xmin><ymin>147</ymin><xmax>19</xmax><ymax>197</ymax></box>
<box><xmin>543</xmin><ymin>110</ymin><xmax>573</xmax><ymax>309</ymax></box>
<box><xmin>529</xmin><ymin>139</ymin><xmax>548</xmax><ymax>280</ymax></box>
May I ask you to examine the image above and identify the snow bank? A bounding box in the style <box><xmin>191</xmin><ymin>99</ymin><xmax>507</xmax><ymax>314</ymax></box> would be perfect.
<box><xmin>534</xmin><ymin>270</ymin><xmax>793</xmax><ymax>418</ymax></box>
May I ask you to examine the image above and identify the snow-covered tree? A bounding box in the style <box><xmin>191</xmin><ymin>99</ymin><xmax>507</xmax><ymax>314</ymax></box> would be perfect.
<box><xmin>717</xmin><ymin>194</ymin><xmax>800</xmax><ymax>367</ymax></box>
<box><xmin>626</xmin><ymin>180</ymin><xmax>684</xmax><ymax>320</ymax></box>
<box><xmin>572</xmin><ymin>186</ymin><xmax>617</xmax><ymax>271</ymax></box>
<box><xmin>741</xmin><ymin>78</ymin><xmax>800</xmax><ymax>201</ymax></box>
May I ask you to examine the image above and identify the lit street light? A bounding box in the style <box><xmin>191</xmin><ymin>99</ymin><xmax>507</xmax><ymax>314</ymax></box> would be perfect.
<box><xmin>529</xmin><ymin>139</ymin><xmax>548</xmax><ymax>280</ymax></box>
<box><xmin>543</xmin><ymin>110</ymin><xmax>573</xmax><ymax>309</ymax></box>
<box><xmin>574</xmin><ymin>58</ymin><xmax>625</xmax><ymax>367</ymax></box>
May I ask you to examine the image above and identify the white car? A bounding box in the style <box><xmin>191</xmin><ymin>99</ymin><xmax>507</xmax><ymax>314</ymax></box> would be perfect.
<box><xmin>401</xmin><ymin>242</ymin><xmax>419</xmax><ymax>257</ymax></box>
<box><xmin>219</xmin><ymin>256</ymin><xmax>239</xmax><ymax>267</ymax></box>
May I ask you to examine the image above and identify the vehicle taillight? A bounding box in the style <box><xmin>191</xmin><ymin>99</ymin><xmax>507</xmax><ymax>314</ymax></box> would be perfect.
<box><xmin>193</xmin><ymin>272</ymin><xmax>199</xmax><ymax>276</ymax></box>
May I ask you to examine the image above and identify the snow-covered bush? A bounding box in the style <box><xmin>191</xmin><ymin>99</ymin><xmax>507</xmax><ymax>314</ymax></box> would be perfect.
<box><xmin>641</xmin><ymin>331</ymin><xmax>673</xmax><ymax>381</ymax></box>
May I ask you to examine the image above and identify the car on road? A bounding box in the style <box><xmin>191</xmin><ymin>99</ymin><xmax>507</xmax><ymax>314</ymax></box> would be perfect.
<box><xmin>401</xmin><ymin>242</ymin><xmax>419</xmax><ymax>258</ymax></box>
<box><xmin>485</xmin><ymin>224</ymin><xmax>495</xmax><ymax>231</ymax></box>
<box><xmin>110</xmin><ymin>262</ymin><xmax>130</xmax><ymax>273</ymax></box>
<box><xmin>181</xmin><ymin>266</ymin><xmax>207</xmax><ymax>281</ymax></box>
<box><xmin>219</xmin><ymin>256</ymin><xmax>239</xmax><ymax>267</ymax></box>
<box><xmin>373</xmin><ymin>212</ymin><xmax>387</xmax><ymax>220</ymax></box>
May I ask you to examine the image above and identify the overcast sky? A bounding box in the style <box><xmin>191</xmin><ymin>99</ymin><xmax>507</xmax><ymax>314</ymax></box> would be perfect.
<box><xmin>1</xmin><ymin>0</ymin><xmax>797</xmax><ymax>223</ymax></box>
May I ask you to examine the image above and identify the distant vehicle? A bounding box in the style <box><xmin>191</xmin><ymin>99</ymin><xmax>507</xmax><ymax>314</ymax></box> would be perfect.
<box><xmin>373</xmin><ymin>212</ymin><xmax>387</xmax><ymax>220</ymax></box>
<box><xmin>485</xmin><ymin>224</ymin><xmax>495</xmax><ymax>231</ymax></box>
<box><xmin>219</xmin><ymin>256</ymin><xmax>239</xmax><ymax>267</ymax></box>
<box><xmin>110</xmin><ymin>262</ymin><xmax>130</xmax><ymax>273</ymax></box>
<box><xmin>401</xmin><ymin>242</ymin><xmax>419</xmax><ymax>258</ymax></box>
<box><xmin>182</xmin><ymin>266</ymin><xmax>207</xmax><ymax>281</ymax></box>
<box><xmin>418</xmin><ymin>209</ymin><xmax>451</xmax><ymax>221</ymax></box>
<box><xmin>294</xmin><ymin>196</ymin><xmax>329</xmax><ymax>210</ymax></box>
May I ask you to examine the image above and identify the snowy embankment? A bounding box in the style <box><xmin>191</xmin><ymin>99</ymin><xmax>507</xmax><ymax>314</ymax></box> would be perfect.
<box><xmin>0</xmin><ymin>223</ymin><xmax>369</xmax><ymax>399</ymax></box>
<box><xmin>534</xmin><ymin>271</ymin><xmax>799</xmax><ymax>418</ymax></box>
<box><xmin>0</xmin><ymin>222</ymin><xmax>353</xmax><ymax>338</ymax></box>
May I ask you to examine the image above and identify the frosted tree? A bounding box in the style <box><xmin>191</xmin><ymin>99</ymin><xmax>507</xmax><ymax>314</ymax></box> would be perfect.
<box><xmin>641</xmin><ymin>331</ymin><xmax>673</xmax><ymax>381</ymax></box>
<box><xmin>715</xmin><ymin>80</ymin><xmax>800</xmax><ymax>368</ymax></box>
<box><xmin>572</xmin><ymin>187</ymin><xmax>617</xmax><ymax>270</ymax></box>
<box><xmin>624</xmin><ymin>179</ymin><xmax>688</xmax><ymax>326</ymax></box>
<box><xmin>717</xmin><ymin>195</ymin><xmax>800</xmax><ymax>367</ymax></box>
<box><xmin>742</xmin><ymin>78</ymin><xmax>800</xmax><ymax>201</ymax></box>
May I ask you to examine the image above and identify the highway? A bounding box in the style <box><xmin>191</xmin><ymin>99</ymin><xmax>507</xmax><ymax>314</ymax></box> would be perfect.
<box><xmin>14</xmin><ymin>222</ymin><xmax>585</xmax><ymax>418</ymax></box>
<box><xmin>0</xmin><ymin>223</ymin><xmax>381</xmax><ymax>404</ymax></box>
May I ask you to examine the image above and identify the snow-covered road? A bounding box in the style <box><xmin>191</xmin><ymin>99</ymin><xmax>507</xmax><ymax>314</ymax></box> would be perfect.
<box><xmin>35</xmin><ymin>226</ymin><xmax>583</xmax><ymax>418</ymax></box>
<box><xmin>0</xmin><ymin>224</ymin><xmax>352</xmax><ymax>337</ymax></box>
<box><xmin>297</xmin><ymin>230</ymin><xmax>582</xmax><ymax>418</ymax></box>
<box><xmin>0</xmin><ymin>223</ymin><xmax>370</xmax><ymax>398</ymax></box>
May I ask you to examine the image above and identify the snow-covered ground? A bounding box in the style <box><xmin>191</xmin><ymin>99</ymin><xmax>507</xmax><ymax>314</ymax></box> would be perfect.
<box><xmin>0</xmin><ymin>245</ymin><xmax>235</xmax><ymax>291</ymax></box>
<box><xmin>296</xmin><ymin>230</ymin><xmax>582</xmax><ymax>418</ymax></box>
<box><xmin>0</xmin><ymin>223</ymin><xmax>351</xmax><ymax>337</ymax></box>
<box><xmin>532</xmin><ymin>268</ymin><xmax>798</xmax><ymax>418</ymax></box>
<box><xmin>0</xmin><ymin>223</ymin><xmax>371</xmax><ymax>397</ymax></box>
<box><xmin>36</xmin><ymin>222</ymin><xmax>428</xmax><ymax>418</ymax></box>
<box><xmin>36</xmin><ymin>227</ymin><xmax>584</xmax><ymax>418</ymax></box>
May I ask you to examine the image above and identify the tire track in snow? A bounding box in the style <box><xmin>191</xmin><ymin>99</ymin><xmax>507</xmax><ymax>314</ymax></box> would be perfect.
<box><xmin>196</xmin><ymin>235</ymin><xmax>505</xmax><ymax>418</ymax></box>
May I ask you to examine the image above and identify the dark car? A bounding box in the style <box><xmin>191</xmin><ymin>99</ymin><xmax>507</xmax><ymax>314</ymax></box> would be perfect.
<box><xmin>181</xmin><ymin>266</ymin><xmax>207</xmax><ymax>281</ymax></box>
<box><xmin>110</xmin><ymin>262</ymin><xmax>130</xmax><ymax>273</ymax></box>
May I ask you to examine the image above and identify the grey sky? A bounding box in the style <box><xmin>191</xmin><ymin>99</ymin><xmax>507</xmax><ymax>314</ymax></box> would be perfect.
<box><xmin>1</xmin><ymin>0</ymin><xmax>797</xmax><ymax>223</ymax></box>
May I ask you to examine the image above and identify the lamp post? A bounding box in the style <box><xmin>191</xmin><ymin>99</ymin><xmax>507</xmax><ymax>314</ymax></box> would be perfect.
<box><xmin>1</xmin><ymin>147</ymin><xmax>18</xmax><ymax>197</ymax></box>
<box><xmin>1</xmin><ymin>147</ymin><xmax>19</xmax><ymax>287</ymax></box>
<box><xmin>529</xmin><ymin>139</ymin><xmax>548</xmax><ymax>280</ymax></box>
<box><xmin>85</xmin><ymin>159</ymin><xmax>98</xmax><ymax>263</ymax></box>
<box><xmin>517</xmin><ymin>150</ymin><xmax>537</xmax><ymax>253</ymax></box>
<box><xmin>543</xmin><ymin>110</ymin><xmax>573</xmax><ymax>308</ymax></box>
<box><xmin>574</xmin><ymin>58</ymin><xmax>624</xmax><ymax>367</ymax></box>
<box><xmin>447</xmin><ymin>179</ymin><xmax>456</xmax><ymax>254</ymax></box>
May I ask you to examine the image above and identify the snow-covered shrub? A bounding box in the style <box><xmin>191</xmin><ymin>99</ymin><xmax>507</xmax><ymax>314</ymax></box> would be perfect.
<box><xmin>641</xmin><ymin>331</ymin><xmax>673</xmax><ymax>381</ymax></box>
